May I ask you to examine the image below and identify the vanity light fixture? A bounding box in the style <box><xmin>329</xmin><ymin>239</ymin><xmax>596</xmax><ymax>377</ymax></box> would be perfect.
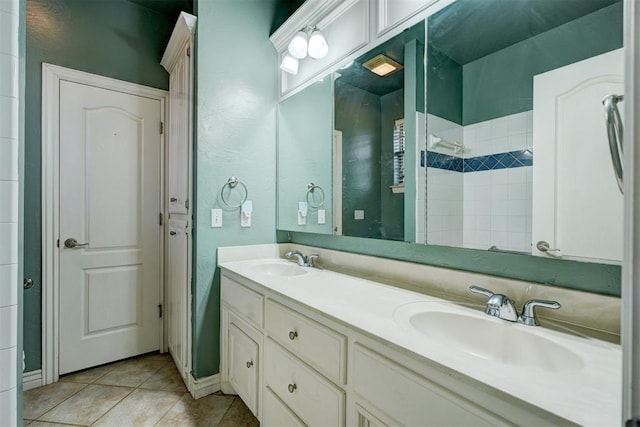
<box><xmin>363</xmin><ymin>54</ymin><xmax>404</xmax><ymax>76</ymax></box>
<box><xmin>281</xmin><ymin>26</ymin><xmax>329</xmax><ymax>74</ymax></box>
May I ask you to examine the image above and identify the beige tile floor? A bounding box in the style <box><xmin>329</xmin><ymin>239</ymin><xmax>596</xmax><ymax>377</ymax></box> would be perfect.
<box><xmin>23</xmin><ymin>353</ymin><xmax>259</xmax><ymax>427</ymax></box>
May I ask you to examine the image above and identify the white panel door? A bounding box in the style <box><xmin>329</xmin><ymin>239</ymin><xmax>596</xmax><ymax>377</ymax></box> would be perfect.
<box><xmin>167</xmin><ymin>218</ymin><xmax>188</xmax><ymax>378</ymax></box>
<box><xmin>228</xmin><ymin>322</ymin><xmax>259</xmax><ymax>416</ymax></box>
<box><xmin>59</xmin><ymin>80</ymin><xmax>162</xmax><ymax>374</ymax></box>
<box><xmin>532</xmin><ymin>49</ymin><xmax>624</xmax><ymax>263</ymax></box>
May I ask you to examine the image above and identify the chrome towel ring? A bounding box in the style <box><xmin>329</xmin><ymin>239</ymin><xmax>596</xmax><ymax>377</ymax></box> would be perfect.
<box><xmin>602</xmin><ymin>94</ymin><xmax>624</xmax><ymax>194</ymax></box>
<box><xmin>220</xmin><ymin>176</ymin><xmax>248</xmax><ymax>208</ymax></box>
<box><xmin>306</xmin><ymin>182</ymin><xmax>325</xmax><ymax>209</ymax></box>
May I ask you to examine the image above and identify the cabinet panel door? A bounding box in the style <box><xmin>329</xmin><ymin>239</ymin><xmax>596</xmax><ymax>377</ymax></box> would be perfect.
<box><xmin>228</xmin><ymin>322</ymin><xmax>259</xmax><ymax>415</ymax></box>
<box><xmin>168</xmin><ymin>42</ymin><xmax>191</xmax><ymax>214</ymax></box>
<box><xmin>167</xmin><ymin>218</ymin><xmax>188</xmax><ymax>379</ymax></box>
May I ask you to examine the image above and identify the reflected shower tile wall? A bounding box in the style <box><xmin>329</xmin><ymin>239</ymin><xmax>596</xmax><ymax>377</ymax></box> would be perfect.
<box><xmin>427</xmin><ymin>112</ymin><xmax>533</xmax><ymax>253</ymax></box>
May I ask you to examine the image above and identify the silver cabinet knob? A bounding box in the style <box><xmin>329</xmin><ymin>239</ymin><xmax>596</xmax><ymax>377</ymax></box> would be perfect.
<box><xmin>169</xmin><ymin>231</ymin><xmax>177</xmax><ymax>236</ymax></box>
<box><xmin>288</xmin><ymin>331</ymin><xmax>298</xmax><ymax>340</ymax></box>
<box><xmin>246</xmin><ymin>360</ymin><xmax>253</xmax><ymax>368</ymax></box>
<box><xmin>170</xmin><ymin>197</ymin><xmax>178</xmax><ymax>202</ymax></box>
<box><xmin>288</xmin><ymin>383</ymin><xmax>297</xmax><ymax>393</ymax></box>
<box><xmin>64</xmin><ymin>238</ymin><xmax>89</xmax><ymax>249</ymax></box>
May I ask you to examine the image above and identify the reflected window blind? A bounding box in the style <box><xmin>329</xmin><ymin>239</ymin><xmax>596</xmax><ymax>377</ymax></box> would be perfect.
<box><xmin>393</xmin><ymin>119</ymin><xmax>405</xmax><ymax>186</ymax></box>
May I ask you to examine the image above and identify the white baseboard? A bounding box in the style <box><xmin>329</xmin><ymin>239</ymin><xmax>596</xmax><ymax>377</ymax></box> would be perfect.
<box><xmin>187</xmin><ymin>373</ymin><xmax>221</xmax><ymax>400</ymax></box>
<box><xmin>23</xmin><ymin>370</ymin><xmax>43</xmax><ymax>391</ymax></box>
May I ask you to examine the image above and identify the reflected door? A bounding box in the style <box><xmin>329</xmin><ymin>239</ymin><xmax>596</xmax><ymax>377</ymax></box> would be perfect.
<box><xmin>59</xmin><ymin>80</ymin><xmax>162</xmax><ymax>374</ymax></box>
<box><xmin>532</xmin><ymin>48</ymin><xmax>623</xmax><ymax>263</ymax></box>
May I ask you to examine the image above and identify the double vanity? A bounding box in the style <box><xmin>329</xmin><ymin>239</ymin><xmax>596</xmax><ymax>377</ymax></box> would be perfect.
<box><xmin>218</xmin><ymin>244</ymin><xmax>621</xmax><ymax>426</ymax></box>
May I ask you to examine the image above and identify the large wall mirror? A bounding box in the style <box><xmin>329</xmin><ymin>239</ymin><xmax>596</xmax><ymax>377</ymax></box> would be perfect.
<box><xmin>277</xmin><ymin>0</ymin><xmax>623</xmax><ymax>266</ymax></box>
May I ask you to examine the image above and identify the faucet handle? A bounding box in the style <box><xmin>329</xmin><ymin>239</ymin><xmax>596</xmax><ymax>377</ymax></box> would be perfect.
<box><xmin>306</xmin><ymin>254</ymin><xmax>319</xmax><ymax>267</ymax></box>
<box><xmin>469</xmin><ymin>285</ymin><xmax>494</xmax><ymax>299</ymax></box>
<box><xmin>518</xmin><ymin>299</ymin><xmax>561</xmax><ymax>326</ymax></box>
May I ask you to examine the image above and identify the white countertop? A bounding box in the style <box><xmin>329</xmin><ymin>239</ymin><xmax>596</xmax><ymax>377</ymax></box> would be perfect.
<box><xmin>219</xmin><ymin>256</ymin><xmax>621</xmax><ymax>426</ymax></box>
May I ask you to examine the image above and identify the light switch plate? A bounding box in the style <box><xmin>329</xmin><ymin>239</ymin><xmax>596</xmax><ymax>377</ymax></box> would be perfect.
<box><xmin>318</xmin><ymin>209</ymin><xmax>326</xmax><ymax>224</ymax></box>
<box><xmin>211</xmin><ymin>209</ymin><xmax>222</xmax><ymax>228</ymax></box>
<box><xmin>354</xmin><ymin>210</ymin><xmax>365</xmax><ymax>220</ymax></box>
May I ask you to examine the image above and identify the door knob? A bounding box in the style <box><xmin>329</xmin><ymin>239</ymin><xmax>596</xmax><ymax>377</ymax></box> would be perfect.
<box><xmin>64</xmin><ymin>238</ymin><xmax>89</xmax><ymax>249</ymax></box>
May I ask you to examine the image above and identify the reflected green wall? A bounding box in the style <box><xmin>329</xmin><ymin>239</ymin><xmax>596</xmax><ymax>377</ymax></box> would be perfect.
<box><xmin>277</xmin><ymin>79</ymin><xmax>333</xmax><ymax>234</ymax></box>
<box><xmin>335</xmin><ymin>80</ymin><xmax>382</xmax><ymax>239</ymax></box>
<box><xmin>380</xmin><ymin>89</ymin><xmax>404</xmax><ymax>241</ymax></box>
<box><xmin>462</xmin><ymin>2</ymin><xmax>622</xmax><ymax>124</ymax></box>
<box><xmin>193</xmin><ymin>0</ymin><xmax>277</xmax><ymax>378</ymax></box>
<box><xmin>23</xmin><ymin>0</ymin><xmax>173</xmax><ymax>372</ymax></box>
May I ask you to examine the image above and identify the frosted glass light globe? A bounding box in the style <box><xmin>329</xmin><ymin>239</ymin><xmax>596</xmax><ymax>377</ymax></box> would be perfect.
<box><xmin>308</xmin><ymin>29</ymin><xmax>328</xmax><ymax>59</ymax></box>
<box><xmin>280</xmin><ymin>54</ymin><xmax>299</xmax><ymax>75</ymax></box>
<box><xmin>287</xmin><ymin>30</ymin><xmax>308</xmax><ymax>59</ymax></box>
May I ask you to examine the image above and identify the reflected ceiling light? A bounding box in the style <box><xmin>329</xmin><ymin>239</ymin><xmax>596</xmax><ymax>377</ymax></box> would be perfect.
<box><xmin>280</xmin><ymin>54</ymin><xmax>299</xmax><ymax>75</ymax></box>
<box><xmin>362</xmin><ymin>54</ymin><xmax>404</xmax><ymax>76</ymax></box>
<box><xmin>288</xmin><ymin>29</ymin><xmax>308</xmax><ymax>59</ymax></box>
<box><xmin>308</xmin><ymin>28</ymin><xmax>329</xmax><ymax>59</ymax></box>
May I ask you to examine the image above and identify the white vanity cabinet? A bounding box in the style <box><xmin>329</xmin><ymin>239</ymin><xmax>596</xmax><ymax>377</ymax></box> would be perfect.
<box><xmin>220</xmin><ymin>267</ymin><xmax>572</xmax><ymax>427</ymax></box>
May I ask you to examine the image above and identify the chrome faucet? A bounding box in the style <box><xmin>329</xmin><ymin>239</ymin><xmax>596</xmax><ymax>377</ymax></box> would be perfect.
<box><xmin>285</xmin><ymin>251</ymin><xmax>319</xmax><ymax>267</ymax></box>
<box><xmin>518</xmin><ymin>299</ymin><xmax>561</xmax><ymax>326</ymax></box>
<box><xmin>469</xmin><ymin>285</ymin><xmax>518</xmax><ymax>321</ymax></box>
<box><xmin>469</xmin><ymin>286</ymin><xmax>561</xmax><ymax>325</ymax></box>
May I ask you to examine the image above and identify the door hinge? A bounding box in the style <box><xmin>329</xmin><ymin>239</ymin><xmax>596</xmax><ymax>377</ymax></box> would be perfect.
<box><xmin>56</xmin><ymin>239</ymin><xmax>59</xmax><ymax>248</ymax></box>
<box><xmin>158</xmin><ymin>304</ymin><xmax>163</xmax><ymax>318</ymax></box>
<box><xmin>187</xmin><ymin>46</ymin><xmax>191</xmax><ymax>57</ymax></box>
<box><xmin>185</xmin><ymin>199</ymin><xmax>189</xmax><ymax>209</ymax></box>
<box><xmin>160</xmin><ymin>122</ymin><xmax>164</xmax><ymax>134</ymax></box>
<box><xmin>159</xmin><ymin>213</ymin><xmax>163</xmax><ymax>226</ymax></box>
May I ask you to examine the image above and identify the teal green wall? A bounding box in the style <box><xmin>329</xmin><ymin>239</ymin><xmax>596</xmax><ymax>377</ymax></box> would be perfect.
<box><xmin>335</xmin><ymin>80</ymin><xmax>382</xmax><ymax>239</ymax></box>
<box><xmin>462</xmin><ymin>2</ymin><xmax>622</xmax><ymax>125</ymax></box>
<box><xmin>23</xmin><ymin>0</ymin><xmax>174</xmax><ymax>372</ymax></box>
<box><xmin>403</xmin><ymin>39</ymin><xmax>424</xmax><ymax>242</ymax></box>
<box><xmin>380</xmin><ymin>88</ymin><xmax>404</xmax><ymax>241</ymax></box>
<box><xmin>193</xmin><ymin>0</ymin><xmax>278</xmax><ymax>378</ymax></box>
<box><xmin>278</xmin><ymin>231</ymin><xmax>621</xmax><ymax>297</ymax></box>
<box><xmin>277</xmin><ymin>78</ymin><xmax>333</xmax><ymax>234</ymax></box>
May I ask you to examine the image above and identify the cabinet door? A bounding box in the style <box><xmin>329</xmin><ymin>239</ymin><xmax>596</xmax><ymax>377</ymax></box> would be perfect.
<box><xmin>167</xmin><ymin>42</ymin><xmax>192</xmax><ymax>214</ymax></box>
<box><xmin>167</xmin><ymin>218</ymin><xmax>188</xmax><ymax>379</ymax></box>
<box><xmin>228</xmin><ymin>322</ymin><xmax>259</xmax><ymax>416</ymax></box>
<box><xmin>263</xmin><ymin>386</ymin><xmax>306</xmax><ymax>427</ymax></box>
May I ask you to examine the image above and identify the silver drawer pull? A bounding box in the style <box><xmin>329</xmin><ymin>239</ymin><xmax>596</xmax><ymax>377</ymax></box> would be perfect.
<box><xmin>288</xmin><ymin>331</ymin><xmax>298</xmax><ymax>340</ymax></box>
<box><xmin>246</xmin><ymin>360</ymin><xmax>253</xmax><ymax>368</ymax></box>
<box><xmin>288</xmin><ymin>383</ymin><xmax>297</xmax><ymax>393</ymax></box>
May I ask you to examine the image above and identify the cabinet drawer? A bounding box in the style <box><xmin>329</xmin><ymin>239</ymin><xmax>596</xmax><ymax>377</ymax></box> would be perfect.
<box><xmin>265</xmin><ymin>299</ymin><xmax>346</xmax><ymax>384</ymax></box>
<box><xmin>353</xmin><ymin>344</ymin><xmax>503</xmax><ymax>426</ymax></box>
<box><xmin>265</xmin><ymin>338</ymin><xmax>345</xmax><ymax>427</ymax></box>
<box><xmin>263</xmin><ymin>386</ymin><xmax>306</xmax><ymax>427</ymax></box>
<box><xmin>221</xmin><ymin>276</ymin><xmax>263</xmax><ymax>328</ymax></box>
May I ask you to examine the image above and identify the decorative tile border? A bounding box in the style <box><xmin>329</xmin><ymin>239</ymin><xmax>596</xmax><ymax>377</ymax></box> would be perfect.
<box><xmin>426</xmin><ymin>149</ymin><xmax>533</xmax><ymax>172</ymax></box>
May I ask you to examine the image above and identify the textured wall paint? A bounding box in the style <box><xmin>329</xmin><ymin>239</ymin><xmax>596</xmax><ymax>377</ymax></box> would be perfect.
<box><xmin>426</xmin><ymin>45</ymin><xmax>462</xmax><ymax>125</ymax></box>
<box><xmin>278</xmin><ymin>231</ymin><xmax>621</xmax><ymax>296</ymax></box>
<box><xmin>277</xmin><ymin>78</ymin><xmax>333</xmax><ymax>233</ymax></box>
<box><xmin>380</xmin><ymin>88</ymin><xmax>404</xmax><ymax>241</ymax></box>
<box><xmin>23</xmin><ymin>0</ymin><xmax>173</xmax><ymax>372</ymax></box>
<box><xmin>194</xmin><ymin>0</ymin><xmax>277</xmax><ymax>378</ymax></box>
<box><xmin>462</xmin><ymin>2</ymin><xmax>622</xmax><ymax>125</ymax></box>
<box><xmin>335</xmin><ymin>80</ymin><xmax>382</xmax><ymax>239</ymax></box>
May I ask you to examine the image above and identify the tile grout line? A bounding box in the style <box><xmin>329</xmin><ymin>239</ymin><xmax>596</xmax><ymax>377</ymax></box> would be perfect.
<box><xmin>88</xmin><ymin>386</ymin><xmax>136</xmax><ymax>427</ymax></box>
<box><xmin>32</xmin><ymin>383</ymin><xmax>89</xmax><ymax>422</ymax></box>
<box><xmin>215</xmin><ymin>396</ymin><xmax>239</xmax><ymax>427</ymax></box>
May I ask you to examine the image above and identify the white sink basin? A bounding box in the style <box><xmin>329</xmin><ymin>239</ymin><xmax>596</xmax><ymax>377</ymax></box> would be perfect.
<box><xmin>395</xmin><ymin>302</ymin><xmax>584</xmax><ymax>373</ymax></box>
<box><xmin>252</xmin><ymin>262</ymin><xmax>308</xmax><ymax>277</ymax></box>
